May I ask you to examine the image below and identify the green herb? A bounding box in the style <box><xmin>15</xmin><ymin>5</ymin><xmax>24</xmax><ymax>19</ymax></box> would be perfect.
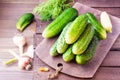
<box><xmin>33</xmin><ymin>0</ymin><xmax>73</xmax><ymax>21</ymax></box>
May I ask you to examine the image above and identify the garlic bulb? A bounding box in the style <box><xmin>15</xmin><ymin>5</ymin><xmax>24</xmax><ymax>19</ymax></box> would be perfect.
<box><xmin>9</xmin><ymin>50</ymin><xmax>32</xmax><ymax>70</ymax></box>
<box><xmin>13</xmin><ymin>33</ymin><xmax>26</xmax><ymax>55</ymax></box>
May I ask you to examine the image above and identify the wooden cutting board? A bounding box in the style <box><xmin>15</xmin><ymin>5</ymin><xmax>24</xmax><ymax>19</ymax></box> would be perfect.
<box><xmin>35</xmin><ymin>2</ymin><xmax>120</xmax><ymax>78</ymax></box>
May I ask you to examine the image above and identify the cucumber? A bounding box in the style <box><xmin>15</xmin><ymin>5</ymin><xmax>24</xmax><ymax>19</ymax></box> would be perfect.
<box><xmin>76</xmin><ymin>36</ymin><xmax>99</xmax><ymax>65</ymax></box>
<box><xmin>62</xmin><ymin>46</ymin><xmax>75</xmax><ymax>62</ymax></box>
<box><xmin>42</xmin><ymin>8</ymin><xmax>78</xmax><ymax>38</ymax></box>
<box><xmin>86</xmin><ymin>12</ymin><xmax>107</xmax><ymax>40</ymax></box>
<box><xmin>72</xmin><ymin>24</ymin><xmax>94</xmax><ymax>54</ymax></box>
<box><xmin>50</xmin><ymin>22</ymin><xmax>72</xmax><ymax>56</ymax></box>
<box><xmin>57</xmin><ymin>22</ymin><xmax>72</xmax><ymax>54</ymax></box>
<box><xmin>16</xmin><ymin>13</ymin><xmax>34</xmax><ymax>32</ymax></box>
<box><xmin>65</xmin><ymin>14</ymin><xmax>88</xmax><ymax>44</ymax></box>
<box><xmin>50</xmin><ymin>41</ymin><xmax>59</xmax><ymax>57</ymax></box>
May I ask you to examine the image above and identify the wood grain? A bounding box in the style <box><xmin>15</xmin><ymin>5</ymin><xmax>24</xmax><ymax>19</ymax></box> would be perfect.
<box><xmin>33</xmin><ymin>34</ymin><xmax>43</xmax><ymax>49</ymax></box>
<box><xmin>0</xmin><ymin>0</ymin><xmax>120</xmax><ymax>80</ymax></box>
<box><xmin>1</xmin><ymin>0</ymin><xmax>120</xmax><ymax>7</ymax></box>
<box><xmin>0</xmin><ymin>0</ymin><xmax>42</xmax><ymax>3</ymax></box>
<box><xmin>76</xmin><ymin>0</ymin><xmax>120</xmax><ymax>7</ymax></box>
<box><xmin>0</xmin><ymin>1</ymin><xmax>37</xmax><ymax>80</ymax></box>
<box><xmin>0</xmin><ymin>71</ymin><xmax>33</xmax><ymax>80</ymax></box>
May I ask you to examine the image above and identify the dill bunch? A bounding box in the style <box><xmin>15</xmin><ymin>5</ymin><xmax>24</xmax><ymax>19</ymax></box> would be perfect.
<box><xmin>33</xmin><ymin>0</ymin><xmax>72</xmax><ymax>21</ymax></box>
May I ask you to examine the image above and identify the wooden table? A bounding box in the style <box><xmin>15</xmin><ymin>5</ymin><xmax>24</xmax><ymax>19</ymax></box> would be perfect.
<box><xmin>0</xmin><ymin>0</ymin><xmax>38</xmax><ymax>80</ymax></box>
<box><xmin>0</xmin><ymin>0</ymin><xmax>120</xmax><ymax>80</ymax></box>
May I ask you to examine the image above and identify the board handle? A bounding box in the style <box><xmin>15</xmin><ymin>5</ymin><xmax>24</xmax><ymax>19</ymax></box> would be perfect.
<box><xmin>48</xmin><ymin>63</ymin><xmax>63</xmax><ymax>79</ymax></box>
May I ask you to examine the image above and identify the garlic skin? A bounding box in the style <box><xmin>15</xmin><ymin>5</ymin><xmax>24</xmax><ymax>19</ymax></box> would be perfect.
<box><xmin>18</xmin><ymin>56</ymin><xmax>32</xmax><ymax>70</ymax></box>
<box><xmin>13</xmin><ymin>34</ymin><xmax>26</xmax><ymax>54</ymax></box>
<box><xmin>23</xmin><ymin>45</ymin><xmax>34</xmax><ymax>58</ymax></box>
<box><xmin>100</xmin><ymin>11</ymin><xmax>112</xmax><ymax>33</ymax></box>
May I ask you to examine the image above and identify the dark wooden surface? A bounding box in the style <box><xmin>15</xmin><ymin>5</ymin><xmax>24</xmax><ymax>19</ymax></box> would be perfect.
<box><xmin>0</xmin><ymin>0</ymin><xmax>120</xmax><ymax>80</ymax></box>
<box><xmin>0</xmin><ymin>0</ymin><xmax>37</xmax><ymax>80</ymax></box>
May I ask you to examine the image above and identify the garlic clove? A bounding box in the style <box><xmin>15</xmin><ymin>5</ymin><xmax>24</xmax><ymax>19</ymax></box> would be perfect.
<box><xmin>25</xmin><ymin>64</ymin><xmax>32</xmax><ymax>70</ymax></box>
<box><xmin>18</xmin><ymin>57</ymin><xmax>31</xmax><ymax>70</ymax></box>
<box><xmin>24</xmin><ymin>45</ymin><xmax>34</xmax><ymax>58</ymax></box>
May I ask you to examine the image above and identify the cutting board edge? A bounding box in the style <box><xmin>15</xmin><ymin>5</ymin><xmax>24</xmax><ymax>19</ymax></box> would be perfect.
<box><xmin>35</xmin><ymin>46</ymin><xmax>94</xmax><ymax>78</ymax></box>
<box><xmin>34</xmin><ymin>2</ymin><xmax>120</xmax><ymax>78</ymax></box>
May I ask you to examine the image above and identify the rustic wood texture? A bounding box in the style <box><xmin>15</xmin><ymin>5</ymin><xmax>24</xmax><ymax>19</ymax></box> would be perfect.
<box><xmin>76</xmin><ymin>0</ymin><xmax>120</xmax><ymax>7</ymax></box>
<box><xmin>0</xmin><ymin>1</ymin><xmax>36</xmax><ymax>80</ymax></box>
<box><xmin>0</xmin><ymin>0</ymin><xmax>120</xmax><ymax>80</ymax></box>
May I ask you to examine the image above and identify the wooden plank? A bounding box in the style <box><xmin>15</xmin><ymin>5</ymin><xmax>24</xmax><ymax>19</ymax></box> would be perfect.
<box><xmin>0</xmin><ymin>71</ymin><xmax>33</xmax><ymax>80</ymax></box>
<box><xmin>96</xmin><ymin>7</ymin><xmax>120</xmax><ymax>18</ymax></box>
<box><xmin>0</xmin><ymin>8</ymin><xmax>34</xmax><ymax>20</ymax></box>
<box><xmin>0</xmin><ymin>20</ymin><xmax>36</xmax><ymax>37</ymax></box>
<box><xmin>0</xmin><ymin>1</ymin><xmax>36</xmax><ymax>80</ymax></box>
<box><xmin>0</xmin><ymin>3</ymin><xmax>37</xmax><ymax>8</ymax></box>
<box><xmin>111</xmin><ymin>35</ymin><xmax>120</xmax><ymax>50</ymax></box>
<box><xmin>101</xmin><ymin>51</ymin><xmax>120</xmax><ymax>66</ymax></box>
<box><xmin>33</xmin><ymin>34</ymin><xmax>43</xmax><ymax>49</ymax></box>
<box><xmin>1</xmin><ymin>4</ymin><xmax>120</xmax><ymax>20</ymax></box>
<box><xmin>0</xmin><ymin>3</ymin><xmax>36</xmax><ymax>20</ymax></box>
<box><xmin>0</xmin><ymin>20</ymin><xmax>16</xmax><ymax>29</ymax></box>
<box><xmin>0</xmin><ymin>8</ymin><xmax>33</xmax><ymax>14</ymax></box>
<box><xmin>76</xmin><ymin>0</ymin><xmax>120</xmax><ymax>7</ymax></box>
<box><xmin>0</xmin><ymin>52</ymin><xmax>17</xmax><ymax>59</ymax></box>
<box><xmin>1</xmin><ymin>0</ymin><xmax>120</xmax><ymax>7</ymax></box>
<box><xmin>0</xmin><ymin>0</ymin><xmax>41</xmax><ymax>3</ymax></box>
<box><xmin>33</xmin><ymin>54</ymin><xmax>48</xmax><ymax>66</ymax></box>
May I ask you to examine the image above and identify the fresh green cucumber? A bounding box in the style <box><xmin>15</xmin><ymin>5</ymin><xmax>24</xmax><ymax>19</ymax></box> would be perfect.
<box><xmin>42</xmin><ymin>8</ymin><xmax>78</xmax><ymax>38</ymax></box>
<box><xmin>50</xmin><ymin>41</ymin><xmax>59</xmax><ymax>57</ymax></box>
<box><xmin>72</xmin><ymin>24</ymin><xmax>94</xmax><ymax>54</ymax></box>
<box><xmin>62</xmin><ymin>46</ymin><xmax>75</xmax><ymax>62</ymax></box>
<box><xmin>86</xmin><ymin>12</ymin><xmax>107</xmax><ymax>40</ymax></box>
<box><xmin>57</xmin><ymin>22</ymin><xmax>72</xmax><ymax>54</ymax></box>
<box><xmin>76</xmin><ymin>36</ymin><xmax>99</xmax><ymax>65</ymax></box>
<box><xmin>65</xmin><ymin>14</ymin><xmax>88</xmax><ymax>44</ymax></box>
<box><xmin>16</xmin><ymin>13</ymin><xmax>34</xmax><ymax>32</ymax></box>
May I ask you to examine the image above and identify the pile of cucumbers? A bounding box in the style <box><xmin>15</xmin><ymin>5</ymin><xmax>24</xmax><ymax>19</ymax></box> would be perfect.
<box><xmin>42</xmin><ymin>8</ymin><xmax>107</xmax><ymax>65</ymax></box>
